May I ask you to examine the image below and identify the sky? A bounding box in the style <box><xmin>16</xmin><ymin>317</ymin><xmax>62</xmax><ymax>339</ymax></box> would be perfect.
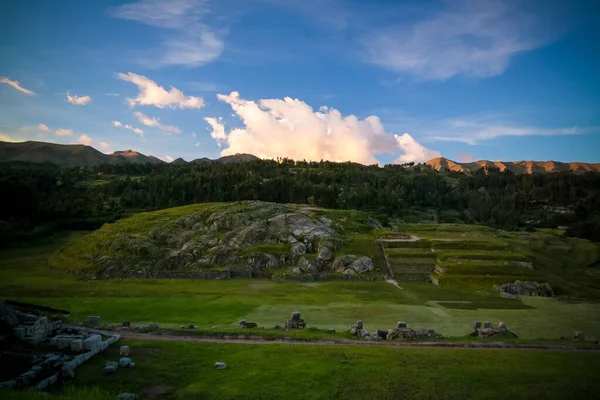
<box><xmin>1</xmin><ymin>0</ymin><xmax>599</xmax><ymax>164</ymax></box>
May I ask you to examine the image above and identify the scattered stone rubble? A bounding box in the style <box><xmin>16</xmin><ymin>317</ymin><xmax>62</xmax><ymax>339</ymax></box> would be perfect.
<box><xmin>494</xmin><ymin>281</ymin><xmax>554</xmax><ymax>299</ymax></box>
<box><xmin>349</xmin><ymin>320</ymin><xmax>443</xmax><ymax>341</ymax></box>
<box><xmin>284</xmin><ymin>311</ymin><xmax>306</xmax><ymax>330</ymax></box>
<box><xmin>0</xmin><ymin>302</ymin><xmax>120</xmax><ymax>391</ymax></box>
<box><xmin>471</xmin><ymin>320</ymin><xmax>518</xmax><ymax>338</ymax></box>
<box><xmin>239</xmin><ymin>320</ymin><xmax>257</xmax><ymax>329</ymax></box>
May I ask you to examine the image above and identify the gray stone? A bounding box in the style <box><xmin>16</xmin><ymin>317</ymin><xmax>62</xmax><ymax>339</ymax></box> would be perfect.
<box><xmin>356</xmin><ymin>320</ymin><xmax>363</xmax><ymax>329</ymax></box>
<box><xmin>119</xmin><ymin>357</ymin><xmax>132</xmax><ymax>367</ymax></box>
<box><xmin>83</xmin><ymin>335</ymin><xmax>102</xmax><ymax>351</ymax></box>
<box><xmin>367</xmin><ymin>217</ymin><xmax>383</xmax><ymax>229</ymax></box>
<box><xmin>212</xmin><ymin>326</ymin><xmax>218</xmax><ymax>329</ymax></box>
<box><xmin>215</xmin><ymin>362</ymin><xmax>227</xmax><ymax>369</ymax></box>
<box><xmin>85</xmin><ymin>316</ymin><xmax>101</xmax><ymax>328</ymax></box>
<box><xmin>116</xmin><ymin>393</ymin><xmax>138</xmax><ymax>400</ymax></box>
<box><xmin>239</xmin><ymin>320</ymin><xmax>247</xmax><ymax>328</ymax></box>
<box><xmin>316</xmin><ymin>247</ymin><xmax>333</xmax><ymax>262</ymax></box>
<box><xmin>187</xmin><ymin>324</ymin><xmax>197</xmax><ymax>329</ymax></box>
<box><xmin>474</xmin><ymin>321</ymin><xmax>482</xmax><ymax>329</ymax></box>
<box><xmin>104</xmin><ymin>364</ymin><xmax>117</xmax><ymax>374</ymax></box>
<box><xmin>291</xmin><ymin>311</ymin><xmax>301</xmax><ymax>321</ymax></box>
<box><xmin>484</xmin><ymin>321</ymin><xmax>492</xmax><ymax>328</ymax></box>
<box><xmin>56</xmin><ymin>337</ymin><xmax>73</xmax><ymax>350</ymax></box>
<box><xmin>328</xmin><ymin>328</ymin><xmax>336</xmax><ymax>333</ymax></box>
<box><xmin>348</xmin><ymin>256</ymin><xmax>374</xmax><ymax>274</ymax></box>
<box><xmin>122</xmin><ymin>320</ymin><xmax>131</xmax><ymax>329</ymax></box>
<box><xmin>331</xmin><ymin>254</ymin><xmax>356</xmax><ymax>272</ymax></box>
<box><xmin>494</xmin><ymin>280</ymin><xmax>553</xmax><ymax>297</ymax></box>
<box><xmin>397</xmin><ymin>322</ymin><xmax>407</xmax><ymax>329</ymax></box>
<box><xmin>70</xmin><ymin>339</ymin><xmax>83</xmax><ymax>352</ymax></box>
<box><xmin>498</xmin><ymin>322</ymin><xmax>506</xmax><ymax>329</ymax></box>
<box><xmin>376</xmin><ymin>329</ymin><xmax>388</xmax><ymax>339</ymax></box>
<box><xmin>574</xmin><ymin>331</ymin><xmax>586</xmax><ymax>341</ymax></box>
<box><xmin>120</xmin><ymin>346</ymin><xmax>130</xmax><ymax>357</ymax></box>
<box><xmin>291</xmin><ymin>242</ymin><xmax>307</xmax><ymax>255</ymax></box>
<box><xmin>129</xmin><ymin>362</ymin><xmax>136</xmax><ymax>368</ymax></box>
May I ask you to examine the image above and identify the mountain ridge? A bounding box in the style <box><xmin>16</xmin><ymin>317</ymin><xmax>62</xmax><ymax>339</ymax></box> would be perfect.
<box><xmin>0</xmin><ymin>140</ymin><xmax>260</xmax><ymax>167</ymax></box>
<box><xmin>426</xmin><ymin>157</ymin><xmax>600</xmax><ymax>174</ymax></box>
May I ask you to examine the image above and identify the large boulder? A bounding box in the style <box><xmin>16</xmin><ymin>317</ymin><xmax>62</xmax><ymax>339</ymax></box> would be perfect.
<box><xmin>348</xmin><ymin>256</ymin><xmax>374</xmax><ymax>274</ymax></box>
<box><xmin>367</xmin><ymin>217</ymin><xmax>383</xmax><ymax>229</ymax></box>
<box><xmin>245</xmin><ymin>253</ymin><xmax>280</xmax><ymax>271</ymax></box>
<box><xmin>494</xmin><ymin>281</ymin><xmax>554</xmax><ymax>298</ymax></box>
<box><xmin>331</xmin><ymin>255</ymin><xmax>356</xmax><ymax>273</ymax></box>
<box><xmin>316</xmin><ymin>247</ymin><xmax>333</xmax><ymax>262</ymax></box>
<box><xmin>209</xmin><ymin>246</ymin><xmax>237</xmax><ymax>266</ymax></box>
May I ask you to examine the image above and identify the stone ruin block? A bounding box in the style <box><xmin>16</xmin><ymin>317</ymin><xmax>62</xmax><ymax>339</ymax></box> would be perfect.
<box><xmin>120</xmin><ymin>345</ymin><xmax>130</xmax><ymax>357</ymax></box>
<box><xmin>104</xmin><ymin>362</ymin><xmax>118</xmax><ymax>374</ymax></box>
<box><xmin>85</xmin><ymin>316</ymin><xmax>101</xmax><ymax>328</ymax></box>
<box><xmin>473</xmin><ymin>320</ymin><xmax>517</xmax><ymax>339</ymax></box>
<box><xmin>376</xmin><ymin>329</ymin><xmax>388</xmax><ymax>340</ymax></box>
<box><xmin>119</xmin><ymin>357</ymin><xmax>132</xmax><ymax>367</ymax></box>
<box><xmin>70</xmin><ymin>339</ymin><xmax>83</xmax><ymax>352</ymax></box>
<box><xmin>215</xmin><ymin>362</ymin><xmax>227</xmax><ymax>370</ymax></box>
<box><xmin>122</xmin><ymin>320</ymin><xmax>131</xmax><ymax>329</ymax></box>
<box><xmin>356</xmin><ymin>320</ymin><xmax>363</xmax><ymax>330</ymax></box>
<box><xmin>397</xmin><ymin>321</ymin><xmax>407</xmax><ymax>329</ymax></box>
<box><xmin>82</xmin><ymin>334</ymin><xmax>102</xmax><ymax>351</ymax></box>
<box><xmin>574</xmin><ymin>331</ymin><xmax>585</xmax><ymax>341</ymax></box>
<box><xmin>284</xmin><ymin>311</ymin><xmax>306</xmax><ymax>330</ymax></box>
<box><xmin>474</xmin><ymin>321</ymin><xmax>482</xmax><ymax>330</ymax></box>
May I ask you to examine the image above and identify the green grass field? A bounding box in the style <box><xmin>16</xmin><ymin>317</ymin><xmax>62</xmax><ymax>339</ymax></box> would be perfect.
<box><xmin>1</xmin><ymin>232</ymin><xmax>600</xmax><ymax>340</ymax></box>
<box><xmin>5</xmin><ymin>339</ymin><xmax>600</xmax><ymax>400</ymax></box>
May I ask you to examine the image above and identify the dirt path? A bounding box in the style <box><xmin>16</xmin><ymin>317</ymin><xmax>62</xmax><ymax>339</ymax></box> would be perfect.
<box><xmin>115</xmin><ymin>331</ymin><xmax>600</xmax><ymax>352</ymax></box>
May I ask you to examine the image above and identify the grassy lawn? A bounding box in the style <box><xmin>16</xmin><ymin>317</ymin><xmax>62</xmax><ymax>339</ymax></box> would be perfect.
<box><xmin>8</xmin><ymin>340</ymin><xmax>595</xmax><ymax>399</ymax></box>
<box><xmin>1</xmin><ymin>232</ymin><xmax>600</xmax><ymax>340</ymax></box>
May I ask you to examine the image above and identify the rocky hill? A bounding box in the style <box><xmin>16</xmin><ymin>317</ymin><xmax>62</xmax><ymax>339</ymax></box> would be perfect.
<box><xmin>110</xmin><ymin>150</ymin><xmax>165</xmax><ymax>165</ymax></box>
<box><xmin>51</xmin><ymin>201</ymin><xmax>383</xmax><ymax>279</ymax></box>
<box><xmin>426</xmin><ymin>157</ymin><xmax>600</xmax><ymax>174</ymax></box>
<box><xmin>0</xmin><ymin>140</ymin><xmax>261</xmax><ymax>167</ymax></box>
<box><xmin>0</xmin><ymin>140</ymin><xmax>112</xmax><ymax>167</ymax></box>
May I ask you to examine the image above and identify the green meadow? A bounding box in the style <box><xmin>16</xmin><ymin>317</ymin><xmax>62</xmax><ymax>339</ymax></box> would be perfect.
<box><xmin>4</xmin><ymin>340</ymin><xmax>600</xmax><ymax>400</ymax></box>
<box><xmin>1</xmin><ymin>231</ymin><xmax>599</xmax><ymax>340</ymax></box>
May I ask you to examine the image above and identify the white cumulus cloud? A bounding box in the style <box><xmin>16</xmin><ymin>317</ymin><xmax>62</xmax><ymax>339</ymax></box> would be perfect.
<box><xmin>162</xmin><ymin>155</ymin><xmax>174</xmax><ymax>162</ymax></box>
<box><xmin>134</xmin><ymin>111</ymin><xmax>181</xmax><ymax>134</ymax></box>
<box><xmin>75</xmin><ymin>134</ymin><xmax>93</xmax><ymax>145</ymax></box>
<box><xmin>205</xmin><ymin>91</ymin><xmax>439</xmax><ymax>165</ymax></box>
<box><xmin>394</xmin><ymin>133</ymin><xmax>441</xmax><ymax>164</ymax></box>
<box><xmin>117</xmin><ymin>72</ymin><xmax>204</xmax><ymax>109</ymax></box>
<box><xmin>55</xmin><ymin>128</ymin><xmax>74</xmax><ymax>137</ymax></box>
<box><xmin>38</xmin><ymin>124</ymin><xmax>49</xmax><ymax>131</ymax></box>
<box><xmin>112</xmin><ymin>120</ymin><xmax>145</xmax><ymax>140</ymax></box>
<box><xmin>66</xmin><ymin>92</ymin><xmax>92</xmax><ymax>105</ymax></box>
<box><xmin>0</xmin><ymin>76</ymin><xmax>35</xmax><ymax>95</ymax></box>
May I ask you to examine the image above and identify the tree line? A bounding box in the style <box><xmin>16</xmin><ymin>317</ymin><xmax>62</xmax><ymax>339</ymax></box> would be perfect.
<box><xmin>1</xmin><ymin>159</ymin><xmax>599</xmax><ymax>244</ymax></box>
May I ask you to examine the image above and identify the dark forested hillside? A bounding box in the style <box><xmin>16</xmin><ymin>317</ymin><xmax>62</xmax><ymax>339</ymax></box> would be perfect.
<box><xmin>1</xmin><ymin>158</ymin><xmax>599</xmax><ymax>243</ymax></box>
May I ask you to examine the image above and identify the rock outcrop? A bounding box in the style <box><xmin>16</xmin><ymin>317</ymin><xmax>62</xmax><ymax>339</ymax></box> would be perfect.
<box><xmin>494</xmin><ymin>281</ymin><xmax>554</xmax><ymax>298</ymax></box>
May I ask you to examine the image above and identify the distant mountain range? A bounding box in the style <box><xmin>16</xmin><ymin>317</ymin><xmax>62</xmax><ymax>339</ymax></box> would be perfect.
<box><xmin>426</xmin><ymin>157</ymin><xmax>600</xmax><ymax>174</ymax></box>
<box><xmin>1</xmin><ymin>141</ymin><xmax>599</xmax><ymax>173</ymax></box>
<box><xmin>0</xmin><ymin>141</ymin><xmax>259</xmax><ymax>167</ymax></box>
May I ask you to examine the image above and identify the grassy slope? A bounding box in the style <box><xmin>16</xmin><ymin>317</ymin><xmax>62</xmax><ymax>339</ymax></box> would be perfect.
<box><xmin>51</xmin><ymin>340</ymin><xmax>600</xmax><ymax>399</ymax></box>
<box><xmin>2</xmin><ymin>232</ymin><xmax>600</xmax><ymax>339</ymax></box>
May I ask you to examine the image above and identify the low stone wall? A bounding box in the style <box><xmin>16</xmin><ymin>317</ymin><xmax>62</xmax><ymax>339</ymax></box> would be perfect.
<box><xmin>273</xmin><ymin>273</ymin><xmax>383</xmax><ymax>282</ymax></box>
<box><xmin>393</xmin><ymin>273</ymin><xmax>432</xmax><ymax>283</ymax></box>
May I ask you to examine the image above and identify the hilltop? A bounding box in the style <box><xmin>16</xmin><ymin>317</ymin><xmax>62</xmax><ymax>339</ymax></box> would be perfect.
<box><xmin>426</xmin><ymin>157</ymin><xmax>600</xmax><ymax>174</ymax></box>
<box><xmin>0</xmin><ymin>140</ymin><xmax>260</xmax><ymax>167</ymax></box>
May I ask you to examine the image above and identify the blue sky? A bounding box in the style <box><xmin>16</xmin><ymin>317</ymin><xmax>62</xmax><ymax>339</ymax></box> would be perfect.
<box><xmin>1</xmin><ymin>0</ymin><xmax>599</xmax><ymax>164</ymax></box>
